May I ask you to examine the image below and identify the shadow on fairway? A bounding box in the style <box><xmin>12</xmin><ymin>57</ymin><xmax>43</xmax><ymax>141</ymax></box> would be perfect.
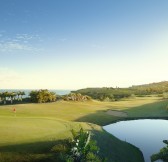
<box><xmin>0</xmin><ymin>140</ymin><xmax>65</xmax><ymax>162</ymax></box>
<box><xmin>75</xmin><ymin>99</ymin><xmax>168</xmax><ymax>125</ymax></box>
<box><xmin>0</xmin><ymin>129</ymin><xmax>144</xmax><ymax>162</ymax></box>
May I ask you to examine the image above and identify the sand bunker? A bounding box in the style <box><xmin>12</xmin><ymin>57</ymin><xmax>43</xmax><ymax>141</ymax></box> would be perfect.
<box><xmin>106</xmin><ymin>110</ymin><xmax>128</xmax><ymax>117</ymax></box>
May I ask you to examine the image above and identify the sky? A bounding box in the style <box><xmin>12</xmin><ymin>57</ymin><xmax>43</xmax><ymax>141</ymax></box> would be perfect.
<box><xmin>0</xmin><ymin>0</ymin><xmax>168</xmax><ymax>89</ymax></box>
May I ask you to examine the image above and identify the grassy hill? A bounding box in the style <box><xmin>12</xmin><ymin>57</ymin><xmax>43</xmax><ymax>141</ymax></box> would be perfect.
<box><xmin>130</xmin><ymin>81</ymin><xmax>168</xmax><ymax>93</ymax></box>
<box><xmin>0</xmin><ymin>96</ymin><xmax>168</xmax><ymax>162</ymax></box>
<box><xmin>73</xmin><ymin>81</ymin><xmax>168</xmax><ymax>101</ymax></box>
<box><xmin>131</xmin><ymin>81</ymin><xmax>168</xmax><ymax>89</ymax></box>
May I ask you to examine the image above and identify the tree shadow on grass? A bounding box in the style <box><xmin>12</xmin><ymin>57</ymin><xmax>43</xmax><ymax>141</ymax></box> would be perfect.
<box><xmin>92</xmin><ymin>129</ymin><xmax>144</xmax><ymax>162</ymax></box>
<box><xmin>0</xmin><ymin>140</ymin><xmax>65</xmax><ymax>162</ymax></box>
<box><xmin>0</xmin><ymin>140</ymin><xmax>58</xmax><ymax>153</ymax></box>
<box><xmin>75</xmin><ymin>99</ymin><xmax>168</xmax><ymax>126</ymax></box>
<box><xmin>75</xmin><ymin>109</ymin><xmax>122</xmax><ymax>126</ymax></box>
<box><xmin>0</xmin><ymin>130</ymin><xmax>144</xmax><ymax>162</ymax></box>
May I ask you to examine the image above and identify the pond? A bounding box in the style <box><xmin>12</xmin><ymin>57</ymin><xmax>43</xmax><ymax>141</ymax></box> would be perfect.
<box><xmin>103</xmin><ymin>119</ymin><xmax>168</xmax><ymax>162</ymax></box>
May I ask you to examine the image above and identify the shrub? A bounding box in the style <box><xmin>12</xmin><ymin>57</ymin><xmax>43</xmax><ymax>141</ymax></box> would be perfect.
<box><xmin>151</xmin><ymin>140</ymin><xmax>168</xmax><ymax>162</ymax></box>
<box><xmin>29</xmin><ymin>89</ymin><xmax>56</xmax><ymax>103</ymax></box>
<box><xmin>51</xmin><ymin>128</ymin><xmax>106</xmax><ymax>162</ymax></box>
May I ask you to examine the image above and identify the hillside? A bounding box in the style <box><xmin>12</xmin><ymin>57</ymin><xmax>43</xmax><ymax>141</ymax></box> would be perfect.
<box><xmin>131</xmin><ymin>81</ymin><xmax>168</xmax><ymax>92</ymax></box>
<box><xmin>73</xmin><ymin>81</ymin><xmax>168</xmax><ymax>101</ymax></box>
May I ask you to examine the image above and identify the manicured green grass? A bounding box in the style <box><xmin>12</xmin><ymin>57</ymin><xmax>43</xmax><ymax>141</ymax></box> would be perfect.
<box><xmin>0</xmin><ymin>116</ymin><xmax>101</xmax><ymax>162</ymax></box>
<box><xmin>0</xmin><ymin>116</ymin><xmax>143</xmax><ymax>162</ymax></box>
<box><xmin>126</xmin><ymin>99</ymin><xmax>168</xmax><ymax>117</ymax></box>
<box><xmin>0</xmin><ymin>96</ymin><xmax>165</xmax><ymax>125</ymax></box>
<box><xmin>0</xmin><ymin>96</ymin><xmax>167</xmax><ymax>162</ymax></box>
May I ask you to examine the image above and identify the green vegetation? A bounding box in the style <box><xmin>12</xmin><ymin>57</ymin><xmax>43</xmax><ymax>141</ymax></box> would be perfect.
<box><xmin>151</xmin><ymin>140</ymin><xmax>168</xmax><ymax>162</ymax></box>
<box><xmin>63</xmin><ymin>93</ymin><xmax>91</xmax><ymax>101</ymax></box>
<box><xmin>52</xmin><ymin>128</ymin><xmax>105</xmax><ymax>162</ymax></box>
<box><xmin>1</xmin><ymin>83</ymin><xmax>168</xmax><ymax>162</ymax></box>
<box><xmin>0</xmin><ymin>91</ymin><xmax>25</xmax><ymax>104</ymax></box>
<box><xmin>0</xmin><ymin>89</ymin><xmax>57</xmax><ymax>105</ymax></box>
<box><xmin>131</xmin><ymin>81</ymin><xmax>168</xmax><ymax>94</ymax></box>
<box><xmin>73</xmin><ymin>81</ymin><xmax>168</xmax><ymax>101</ymax></box>
<box><xmin>73</xmin><ymin>87</ymin><xmax>133</xmax><ymax>101</ymax></box>
<box><xmin>1</xmin><ymin>97</ymin><xmax>162</xmax><ymax>162</ymax></box>
<box><xmin>29</xmin><ymin>89</ymin><xmax>56</xmax><ymax>103</ymax></box>
<box><xmin>0</xmin><ymin>115</ymin><xmax>144</xmax><ymax>162</ymax></box>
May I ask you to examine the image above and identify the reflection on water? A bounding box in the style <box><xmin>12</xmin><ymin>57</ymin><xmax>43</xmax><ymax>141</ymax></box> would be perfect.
<box><xmin>103</xmin><ymin>119</ymin><xmax>168</xmax><ymax>162</ymax></box>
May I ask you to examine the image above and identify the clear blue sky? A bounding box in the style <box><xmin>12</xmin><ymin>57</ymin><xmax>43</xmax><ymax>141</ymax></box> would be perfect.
<box><xmin>0</xmin><ymin>0</ymin><xmax>168</xmax><ymax>89</ymax></box>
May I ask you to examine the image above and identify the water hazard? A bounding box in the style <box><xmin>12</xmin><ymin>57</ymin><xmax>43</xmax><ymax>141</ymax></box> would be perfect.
<box><xmin>103</xmin><ymin>119</ymin><xmax>168</xmax><ymax>162</ymax></box>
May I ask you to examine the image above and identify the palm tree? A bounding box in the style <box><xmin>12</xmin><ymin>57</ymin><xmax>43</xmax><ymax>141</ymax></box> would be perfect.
<box><xmin>0</xmin><ymin>92</ymin><xmax>3</xmax><ymax>103</ymax></box>
<box><xmin>17</xmin><ymin>91</ymin><xmax>25</xmax><ymax>101</ymax></box>
<box><xmin>20</xmin><ymin>91</ymin><xmax>25</xmax><ymax>101</ymax></box>
<box><xmin>16</xmin><ymin>91</ymin><xmax>20</xmax><ymax>101</ymax></box>
<box><xmin>2</xmin><ymin>92</ymin><xmax>10</xmax><ymax>104</ymax></box>
<box><xmin>9</xmin><ymin>92</ymin><xmax>17</xmax><ymax>104</ymax></box>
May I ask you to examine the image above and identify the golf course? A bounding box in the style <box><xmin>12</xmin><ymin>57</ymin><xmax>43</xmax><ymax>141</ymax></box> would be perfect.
<box><xmin>0</xmin><ymin>96</ymin><xmax>168</xmax><ymax>162</ymax></box>
<box><xmin>1</xmin><ymin>0</ymin><xmax>168</xmax><ymax>161</ymax></box>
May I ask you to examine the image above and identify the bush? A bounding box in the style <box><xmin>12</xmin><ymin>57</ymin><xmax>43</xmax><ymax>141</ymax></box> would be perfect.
<box><xmin>29</xmin><ymin>89</ymin><xmax>56</xmax><ymax>103</ymax></box>
<box><xmin>51</xmin><ymin>128</ymin><xmax>106</xmax><ymax>162</ymax></box>
<box><xmin>151</xmin><ymin>140</ymin><xmax>168</xmax><ymax>162</ymax></box>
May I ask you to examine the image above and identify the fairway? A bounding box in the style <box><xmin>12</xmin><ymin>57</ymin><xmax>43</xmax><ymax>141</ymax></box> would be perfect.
<box><xmin>0</xmin><ymin>97</ymin><xmax>168</xmax><ymax>162</ymax></box>
<box><xmin>0</xmin><ymin>117</ymin><xmax>78</xmax><ymax>146</ymax></box>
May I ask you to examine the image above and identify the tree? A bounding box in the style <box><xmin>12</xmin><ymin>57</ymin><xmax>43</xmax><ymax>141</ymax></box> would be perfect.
<box><xmin>2</xmin><ymin>92</ymin><xmax>10</xmax><ymax>104</ymax></box>
<box><xmin>64</xmin><ymin>93</ymin><xmax>91</xmax><ymax>102</ymax></box>
<box><xmin>29</xmin><ymin>89</ymin><xmax>56</xmax><ymax>103</ymax></box>
<box><xmin>29</xmin><ymin>90</ymin><xmax>38</xmax><ymax>102</ymax></box>
<box><xmin>0</xmin><ymin>91</ymin><xmax>26</xmax><ymax>105</ymax></box>
<box><xmin>0</xmin><ymin>92</ymin><xmax>3</xmax><ymax>103</ymax></box>
<box><xmin>9</xmin><ymin>92</ymin><xmax>17</xmax><ymax>104</ymax></box>
<box><xmin>20</xmin><ymin>91</ymin><xmax>25</xmax><ymax>101</ymax></box>
<box><xmin>17</xmin><ymin>91</ymin><xmax>25</xmax><ymax>101</ymax></box>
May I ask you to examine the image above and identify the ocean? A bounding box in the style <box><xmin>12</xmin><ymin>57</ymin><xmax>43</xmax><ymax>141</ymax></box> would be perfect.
<box><xmin>0</xmin><ymin>89</ymin><xmax>72</xmax><ymax>97</ymax></box>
